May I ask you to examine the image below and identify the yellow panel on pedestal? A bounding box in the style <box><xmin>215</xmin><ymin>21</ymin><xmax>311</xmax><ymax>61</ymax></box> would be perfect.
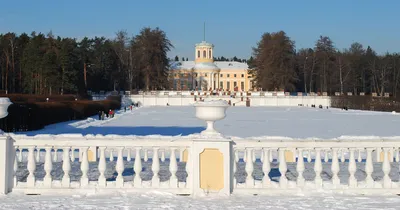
<box><xmin>200</xmin><ymin>148</ymin><xmax>224</xmax><ymax>191</ymax></box>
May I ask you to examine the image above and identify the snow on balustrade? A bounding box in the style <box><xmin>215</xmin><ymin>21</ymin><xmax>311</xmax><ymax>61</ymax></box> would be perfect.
<box><xmin>12</xmin><ymin>138</ymin><xmax>192</xmax><ymax>195</ymax></box>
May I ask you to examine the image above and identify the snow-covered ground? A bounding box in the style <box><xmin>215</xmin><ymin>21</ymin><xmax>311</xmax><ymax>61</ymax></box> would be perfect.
<box><xmin>16</xmin><ymin>106</ymin><xmax>400</xmax><ymax>139</ymax></box>
<box><xmin>2</xmin><ymin>192</ymin><xmax>400</xmax><ymax>210</ymax></box>
<box><xmin>6</xmin><ymin>106</ymin><xmax>400</xmax><ymax>209</ymax></box>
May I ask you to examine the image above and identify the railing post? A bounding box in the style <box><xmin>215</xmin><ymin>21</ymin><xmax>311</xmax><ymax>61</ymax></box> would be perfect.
<box><xmin>0</xmin><ymin>135</ymin><xmax>14</xmax><ymax>194</ymax></box>
<box><xmin>192</xmin><ymin>139</ymin><xmax>233</xmax><ymax>196</ymax></box>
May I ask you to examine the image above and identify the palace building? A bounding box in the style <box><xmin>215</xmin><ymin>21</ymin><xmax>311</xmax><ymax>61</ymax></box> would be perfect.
<box><xmin>169</xmin><ymin>40</ymin><xmax>253</xmax><ymax>91</ymax></box>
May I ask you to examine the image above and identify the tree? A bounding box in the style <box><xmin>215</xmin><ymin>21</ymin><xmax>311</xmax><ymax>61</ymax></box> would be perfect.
<box><xmin>131</xmin><ymin>27</ymin><xmax>173</xmax><ymax>90</ymax></box>
<box><xmin>251</xmin><ymin>31</ymin><xmax>297</xmax><ymax>91</ymax></box>
<box><xmin>181</xmin><ymin>57</ymin><xmax>184</xmax><ymax>61</ymax></box>
<box><xmin>175</xmin><ymin>55</ymin><xmax>179</xmax><ymax>61</ymax></box>
<box><xmin>314</xmin><ymin>36</ymin><xmax>336</xmax><ymax>93</ymax></box>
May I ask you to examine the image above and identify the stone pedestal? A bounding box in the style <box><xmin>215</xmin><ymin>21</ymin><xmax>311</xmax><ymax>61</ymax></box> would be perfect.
<box><xmin>192</xmin><ymin>139</ymin><xmax>233</xmax><ymax>196</ymax></box>
<box><xmin>0</xmin><ymin>136</ymin><xmax>14</xmax><ymax>194</ymax></box>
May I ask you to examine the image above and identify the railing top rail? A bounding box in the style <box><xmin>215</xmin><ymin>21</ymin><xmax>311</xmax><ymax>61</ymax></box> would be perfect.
<box><xmin>13</xmin><ymin>138</ymin><xmax>193</xmax><ymax>148</ymax></box>
<box><xmin>233</xmin><ymin>138</ymin><xmax>400</xmax><ymax>148</ymax></box>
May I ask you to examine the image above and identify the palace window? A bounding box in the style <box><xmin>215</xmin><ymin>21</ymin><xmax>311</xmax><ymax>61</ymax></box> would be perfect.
<box><xmin>227</xmin><ymin>74</ymin><xmax>230</xmax><ymax>78</ymax></box>
<box><xmin>209</xmin><ymin>50</ymin><xmax>212</xmax><ymax>58</ymax></box>
<box><xmin>241</xmin><ymin>74</ymin><xmax>244</xmax><ymax>78</ymax></box>
<box><xmin>227</xmin><ymin>81</ymin><xmax>230</xmax><ymax>90</ymax></box>
<box><xmin>234</xmin><ymin>81</ymin><xmax>237</xmax><ymax>87</ymax></box>
<box><xmin>220</xmin><ymin>81</ymin><xmax>223</xmax><ymax>89</ymax></box>
<box><xmin>205</xmin><ymin>73</ymin><xmax>207</xmax><ymax>77</ymax></box>
<box><xmin>220</xmin><ymin>74</ymin><xmax>223</xmax><ymax>77</ymax></box>
<box><xmin>203</xmin><ymin>50</ymin><xmax>206</xmax><ymax>58</ymax></box>
<box><xmin>241</xmin><ymin>81</ymin><xmax>244</xmax><ymax>90</ymax></box>
<box><xmin>234</xmin><ymin>74</ymin><xmax>237</xmax><ymax>78</ymax></box>
<box><xmin>197</xmin><ymin>50</ymin><xmax>200</xmax><ymax>58</ymax></box>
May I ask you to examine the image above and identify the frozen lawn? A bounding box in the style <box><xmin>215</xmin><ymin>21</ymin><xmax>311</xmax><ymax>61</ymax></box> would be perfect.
<box><xmin>18</xmin><ymin>106</ymin><xmax>400</xmax><ymax>139</ymax></box>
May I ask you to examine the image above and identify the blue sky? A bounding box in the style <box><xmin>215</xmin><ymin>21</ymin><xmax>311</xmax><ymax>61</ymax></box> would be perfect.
<box><xmin>1</xmin><ymin>0</ymin><xmax>399</xmax><ymax>59</ymax></box>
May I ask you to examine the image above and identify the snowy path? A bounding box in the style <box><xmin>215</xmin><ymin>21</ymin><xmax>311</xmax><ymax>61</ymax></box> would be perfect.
<box><xmin>1</xmin><ymin>192</ymin><xmax>400</xmax><ymax>210</ymax></box>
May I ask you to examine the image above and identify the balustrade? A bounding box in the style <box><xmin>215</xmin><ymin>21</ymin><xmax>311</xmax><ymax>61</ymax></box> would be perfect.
<box><xmin>8</xmin><ymin>137</ymin><xmax>400</xmax><ymax>195</ymax></box>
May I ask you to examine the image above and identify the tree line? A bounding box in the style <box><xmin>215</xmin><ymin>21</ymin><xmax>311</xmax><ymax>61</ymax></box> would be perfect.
<box><xmin>2</xmin><ymin>28</ymin><xmax>399</xmax><ymax>96</ymax></box>
<box><xmin>250</xmin><ymin>31</ymin><xmax>400</xmax><ymax>96</ymax></box>
<box><xmin>0</xmin><ymin>27</ymin><xmax>172</xmax><ymax>95</ymax></box>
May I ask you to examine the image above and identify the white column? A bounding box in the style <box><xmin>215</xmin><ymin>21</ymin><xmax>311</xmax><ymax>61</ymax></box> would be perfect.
<box><xmin>116</xmin><ymin>147</ymin><xmax>125</xmax><ymax>187</ymax></box>
<box><xmin>365</xmin><ymin>148</ymin><xmax>374</xmax><ymax>187</ymax></box>
<box><xmin>382</xmin><ymin>148</ymin><xmax>392</xmax><ymax>188</ymax></box>
<box><xmin>331</xmin><ymin>148</ymin><xmax>340</xmax><ymax>187</ymax></box>
<box><xmin>296</xmin><ymin>148</ymin><xmax>305</xmax><ymax>187</ymax></box>
<box><xmin>314</xmin><ymin>149</ymin><xmax>323</xmax><ymax>188</ymax></box>
<box><xmin>80</xmin><ymin>147</ymin><xmax>89</xmax><ymax>187</ymax></box>
<box><xmin>98</xmin><ymin>147</ymin><xmax>107</xmax><ymax>187</ymax></box>
<box><xmin>245</xmin><ymin>148</ymin><xmax>254</xmax><ymax>187</ymax></box>
<box><xmin>278</xmin><ymin>148</ymin><xmax>288</xmax><ymax>188</ymax></box>
<box><xmin>348</xmin><ymin>148</ymin><xmax>357</xmax><ymax>188</ymax></box>
<box><xmin>133</xmin><ymin>147</ymin><xmax>142</xmax><ymax>187</ymax></box>
<box><xmin>62</xmin><ymin>147</ymin><xmax>71</xmax><ymax>187</ymax></box>
<box><xmin>262</xmin><ymin>148</ymin><xmax>271</xmax><ymax>187</ymax></box>
<box><xmin>43</xmin><ymin>147</ymin><xmax>53</xmax><ymax>187</ymax></box>
<box><xmin>152</xmin><ymin>148</ymin><xmax>160</xmax><ymax>187</ymax></box>
<box><xmin>27</xmin><ymin>147</ymin><xmax>36</xmax><ymax>187</ymax></box>
<box><xmin>169</xmin><ymin>148</ymin><xmax>178</xmax><ymax>188</ymax></box>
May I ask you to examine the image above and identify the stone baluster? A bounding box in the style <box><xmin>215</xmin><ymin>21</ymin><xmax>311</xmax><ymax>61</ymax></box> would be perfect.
<box><xmin>382</xmin><ymin>148</ymin><xmax>392</xmax><ymax>188</ymax></box>
<box><xmin>133</xmin><ymin>147</ymin><xmax>142</xmax><ymax>187</ymax></box>
<box><xmin>296</xmin><ymin>148</ymin><xmax>305</xmax><ymax>187</ymax></box>
<box><xmin>144</xmin><ymin>149</ymin><xmax>149</xmax><ymax>162</ymax></box>
<box><xmin>169</xmin><ymin>148</ymin><xmax>178</xmax><ymax>188</ymax></box>
<box><xmin>331</xmin><ymin>148</ymin><xmax>340</xmax><ymax>187</ymax></box>
<box><xmin>340</xmin><ymin>149</ymin><xmax>345</xmax><ymax>162</ymax></box>
<box><xmin>357</xmin><ymin>149</ymin><xmax>362</xmax><ymax>162</ymax></box>
<box><xmin>307</xmin><ymin>150</ymin><xmax>312</xmax><ymax>162</ymax></box>
<box><xmin>70</xmin><ymin>148</ymin><xmax>75</xmax><ymax>162</ymax></box>
<box><xmin>233</xmin><ymin>150</ymin><xmax>238</xmax><ymax>186</ymax></box>
<box><xmin>109</xmin><ymin>149</ymin><xmax>114</xmax><ymax>162</ymax></box>
<box><xmin>151</xmin><ymin>148</ymin><xmax>160</xmax><ymax>187</ymax></box>
<box><xmin>14</xmin><ymin>148</ymin><xmax>18</xmax><ymax>187</ymax></box>
<box><xmin>98</xmin><ymin>147</ymin><xmax>107</xmax><ymax>187</ymax></box>
<box><xmin>44</xmin><ymin>147</ymin><xmax>53</xmax><ymax>187</ymax></box>
<box><xmin>245</xmin><ymin>148</ymin><xmax>254</xmax><ymax>187</ymax></box>
<box><xmin>116</xmin><ymin>147</ymin><xmax>125</xmax><ymax>187</ymax></box>
<box><xmin>365</xmin><ymin>148</ymin><xmax>374</xmax><ymax>187</ymax></box>
<box><xmin>161</xmin><ymin>150</ymin><xmax>166</xmax><ymax>162</ymax></box>
<box><xmin>126</xmin><ymin>148</ymin><xmax>131</xmax><ymax>161</ymax></box>
<box><xmin>185</xmin><ymin>147</ymin><xmax>192</xmax><ymax>188</ymax></box>
<box><xmin>53</xmin><ymin>148</ymin><xmax>58</xmax><ymax>162</ymax></box>
<box><xmin>36</xmin><ymin>148</ymin><xmax>40</xmax><ymax>162</ymax></box>
<box><xmin>279</xmin><ymin>148</ymin><xmax>288</xmax><ymax>188</ymax></box>
<box><xmin>262</xmin><ymin>148</ymin><xmax>271</xmax><ymax>187</ymax></box>
<box><xmin>348</xmin><ymin>148</ymin><xmax>357</xmax><ymax>188</ymax></box>
<box><xmin>314</xmin><ymin>149</ymin><xmax>323</xmax><ymax>188</ymax></box>
<box><xmin>252</xmin><ymin>149</ymin><xmax>256</xmax><ymax>163</ymax></box>
<box><xmin>62</xmin><ymin>147</ymin><xmax>71</xmax><ymax>187</ymax></box>
<box><xmin>324</xmin><ymin>149</ymin><xmax>329</xmax><ymax>162</ymax></box>
<box><xmin>18</xmin><ymin>149</ymin><xmax>22</xmax><ymax>162</ymax></box>
<box><xmin>80</xmin><ymin>147</ymin><xmax>89</xmax><ymax>187</ymax></box>
<box><xmin>269</xmin><ymin>149</ymin><xmax>273</xmax><ymax>162</ymax></box>
<box><xmin>27</xmin><ymin>147</ymin><xmax>36</xmax><ymax>187</ymax></box>
<box><xmin>179</xmin><ymin>148</ymin><xmax>184</xmax><ymax>162</ymax></box>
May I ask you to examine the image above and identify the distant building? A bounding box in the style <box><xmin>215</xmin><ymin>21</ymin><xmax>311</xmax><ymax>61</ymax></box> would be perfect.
<box><xmin>169</xmin><ymin>40</ymin><xmax>253</xmax><ymax>91</ymax></box>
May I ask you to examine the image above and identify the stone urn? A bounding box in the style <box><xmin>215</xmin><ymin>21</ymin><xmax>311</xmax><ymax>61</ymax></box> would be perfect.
<box><xmin>0</xmin><ymin>98</ymin><xmax>12</xmax><ymax>134</ymax></box>
<box><xmin>0</xmin><ymin>98</ymin><xmax>12</xmax><ymax>119</ymax></box>
<box><xmin>193</xmin><ymin>100</ymin><xmax>229</xmax><ymax>135</ymax></box>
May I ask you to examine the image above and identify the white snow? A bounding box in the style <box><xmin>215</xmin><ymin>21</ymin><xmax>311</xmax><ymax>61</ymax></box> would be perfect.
<box><xmin>1</xmin><ymin>192</ymin><xmax>400</xmax><ymax>210</ymax></box>
<box><xmin>15</xmin><ymin>106</ymin><xmax>400</xmax><ymax>139</ymax></box>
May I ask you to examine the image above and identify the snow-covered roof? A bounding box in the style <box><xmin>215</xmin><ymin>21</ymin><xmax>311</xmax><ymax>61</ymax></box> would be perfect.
<box><xmin>170</xmin><ymin>61</ymin><xmax>248</xmax><ymax>71</ymax></box>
